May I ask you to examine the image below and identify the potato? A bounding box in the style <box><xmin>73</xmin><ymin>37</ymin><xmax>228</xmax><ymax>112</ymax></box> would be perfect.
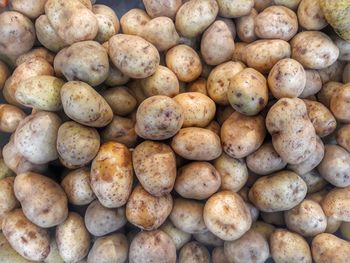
<box><xmin>61</xmin><ymin>81</ymin><xmax>113</xmax><ymax>127</ymax></box>
<box><xmin>247</xmin><ymin>142</ymin><xmax>287</xmax><ymax>175</ymax></box>
<box><xmin>87</xmin><ymin>234</ymin><xmax>128</xmax><ymax>263</ymax></box>
<box><xmin>160</xmin><ymin>221</ymin><xmax>191</xmax><ymax>250</ymax></box>
<box><xmin>135</xmin><ymin>95</ymin><xmax>183</xmax><ymax>140</ymax></box>
<box><xmin>15</xmin><ymin>48</ymin><xmax>54</xmax><ymax>67</ymax></box>
<box><xmin>340</xmin><ymin>221</ymin><xmax>350</xmax><ymax>240</ymax></box>
<box><xmin>318</xmin><ymin>60</ymin><xmax>346</xmax><ymax>83</ymax></box>
<box><xmin>101</xmin><ymin>87</ymin><xmax>136</xmax><ymax>116</ymax></box>
<box><xmin>61</xmin><ymin>168</ymin><xmax>95</xmax><ymax>206</ymax></box>
<box><xmin>212</xmin><ymin>247</ymin><xmax>229</xmax><ymax>263</ymax></box>
<box><xmin>0</xmin><ymin>177</ymin><xmax>19</xmax><ymax>229</ymax></box>
<box><xmin>343</xmin><ymin>63</ymin><xmax>350</xmax><ymax>83</ymax></box>
<box><xmin>179</xmin><ymin>242</ymin><xmax>210</xmax><ymax>263</ymax></box>
<box><xmin>216</xmin><ymin>0</ymin><xmax>254</xmax><ymax>18</ymax></box>
<box><xmin>187</xmin><ymin>79</ymin><xmax>207</xmax><ymax>95</ymax></box>
<box><xmin>120</xmin><ymin>9</ymin><xmax>150</xmax><ymax>36</ymax></box>
<box><xmin>317</xmin><ymin>81</ymin><xmax>343</xmax><ymax>107</ymax></box>
<box><xmin>45</xmin><ymin>0</ymin><xmax>98</xmax><ymax>45</ymax></box>
<box><xmin>166</xmin><ymin>44</ymin><xmax>202</xmax><ymax>82</ymax></box>
<box><xmin>84</xmin><ymin>200</ymin><xmax>126</xmax><ymax>236</ymax></box>
<box><xmin>284</xmin><ymin>199</ymin><xmax>327</xmax><ymax>237</ymax></box>
<box><xmin>270</xmin><ymin>229</ymin><xmax>312</xmax><ymax>263</ymax></box>
<box><xmin>322</xmin><ymin>186</ymin><xmax>350</xmax><ymax>221</ymax></box>
<box><xmin>92</xmin><ymin>5</ymin><xmax>119</xmax><ymax>43</ymax></box>
<box><xmin>254</xmin><ymin>0</ymin><xmax>273</xmax><ymax>11</ymax></box>
<box><xmin>2</xmin><ymin>209</ymin><xmax>50</xmax><ymax>261</ymax></box>
<box><xmin>255</xmin><ymin>6</ymin><xmax>298</xmax><ymax>41</ymax></box>
<box><xmin>175</xmin><ymin>162</ymin><xmax>220</xmax><ymax>200</ymax></box>
<box><xmin>268</xmin><ymin>58</ymin><xmax>306</xmax><ymax>99</ymax></box>
<box><xmin>193</xmin><ymin>231</ymin><xmax>223</xmax><ymax>247</ymax></box>
<box><xmin>109</xmin><ymin>34</ymin><xmax>159</xmax><ymax>79</ymax></box>
<box><xmin>0</xmin><ymin>104</ymin><xmax>25</xmax><ymax>133</ymax></box>
<box><xmin>142</xmin><ymin>0</ymin><xmax>181</xmax><ymax>19</ymax></box>
<box><xmin>312</xmin><ymin>233</ymin><xmax>350</xmax><ymax>263</ymax></box>
<box><xmin>221</xmin><ymin>111</ymin><xmax>266</xmax><ymax>158</ymax></box>
<box><xmin>201</xmin><ymin>19</ymin><xmax>235</xmax><ymax>65</ymax></box>
<box><xmin>300</xmin><ymin>70</ymin><xmax>323</xmax><ymax>98</ymax></box>
<box><xmin>235</xmin><ymin>9</ymin><xmax>257</xmax><ymax>43</ymax></box>
<box><xmin>214</xmin><ymin>153</ymin><xmax>248</xmax><ymax>192</ymax></box>
<box><xmin>133</xmin><ymin>141</ymin><xmax>176</xmax><ymax>196</ymax></box>
<box><xmin>291</xmin><ymin>31</ymin><xmax>339</xmax><ymax>70</ymax></box>
<box><xmin>171</xmin><ymin>127</ymin><xmax>222</xmax><ymax>161</ymax></box>
<box><xmin>91</xmin><ymin>142</ymin><xmax>133</xmax><ymax>208</ymax></box>
<box><xmin>0</xmin><ymin>60</ymin><xmax>9</xmax><ymax>90</ymax></box>
<box><xmin>333</xmin><ymin>35</ymin><xmax>350</xmax><ymax>61</ymax></box>
<box><xmin>207</xmin><ymin>61</ymin><xmax>245</xmax><ymax>105</ymax></box>
<box><xmin>175</xmin><ymin>0</ymin><xmax>218</xmax><ymax>38</ymax></box>
<box><xmin>126</xmin><ymin>185</ymin><xmax>172</xmax><ymax>230</ymax></box>
<box><xmin>129</xmin><ymin>230</ymin><xmax>176</xmax><ymax>263</ymax></box>
<box><xmin>260</xmin><ymin>211</ymin><xmax>285</xmax><ymax>226</ymax></box>
<box><xmin>10</xmin><ymin>0</ymin><xmax>46</xmax><ymax>19</ymax></box>
<box><xmin>232</xmin><ymin>42</ymin><xmax>248</xmax><ymax>64</ymax></box>
<box><xmin>140</xmin><ymin>65</ymin><xmax>179</xmax><ymax>98</ymax></box>
<box><xmin>251</xmin><ymin>221</ymin><xmax>276</xmax><ymax>240</ymax></box>
<box><xmin>299</xmin><ymin>170</ymin><xmax>327</xmax><ymax>193</ymax></box>
<box><xmin>0</xmin><ymin>11</ymin><xmax>35</xmax><ymax>60</ymax></box>
<box><xmin>298</xmin><ymin>0</ymin><xmax>328</xmax><ymax>30</ymax></box>
<box><xmin>228</xmin><ymin>68</ymin><xmax>268</xmax><ymax>115</ymax></box>
<box><xmin>249</xmin><ymin>170</ymin><xmax>308</xmax><ymax>212</ymax></box>
<box><xmin>170</xmin><ymin>198</ymin><xmax>207</xmax><ymax>234</ymax></box>
<box><xmin>224</xmin><ymin>230</ymin><xmax>269</xmax><ymax>263</ymax></box>
<box><xmin>337</xmin><ymin>124</ymin><xmax>350</xmax><ymax>152</ymax></box>
<box><xmin>0</xmin><ymin>158</ymin><xmax>14</xmax><ymax>180</ymax></box>
<box><xmin>331</xmin><ymin>83</ymin><xmax>350</xmax><ymax>123</ymax></box>
<box><xmin>105</xmin><ymin>64</ymin><xmax>130</xmax><ymax>86</ymax></box>
<box><xmin>56</xmin><ymin>212</ymin><xmax>90</xmax><ymax>263</ymax></box>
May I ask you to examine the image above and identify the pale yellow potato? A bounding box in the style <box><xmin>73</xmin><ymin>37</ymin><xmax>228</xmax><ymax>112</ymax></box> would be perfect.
<box><xmin>2</xmin><ymin>209</ymin><xmax>50</xmax><ymax>261</ymax></box>
<box><xmin>260</xmin><ymin>211</ymin><xmax>285</xmax><ymax>226</ymax></box>
<box><xmin>236</xmin><ymin>9</ymin><xmax>258</xmax><ymax>43</ymax></box>
<box><xmin>101</xmin><ymin>86</ymin><xmax>137</xmax><ymax>116</ymax></box>
<box><xmin>87</xmin><ymin>234</ymin><xmax>128</xmax><ymax>263</ymax></box>
<box><xmin>45</xmin><ymin>0</ymin><xmax>98</xmax><ymax>45</ymax></box>
<box><xmin>0</xmin><ymin>158</ymin><xmax>15</xmax><ymax>180</ymax></box>
<box><xmin>143</xmin><ymin>0</ymin><xmax>182</xmax><ymax>19</ymax></box>
<box><xmin>299</xmin><ymin>170</ymin><xmax>327</xmax><ymax>194</ymax></box>
<box><xmin>56</xmin><ymin>212</ymin><xmax>91</xmax><ymax>263</ymax></box>
<box><xmin>255</xmin><ymin>6</ymin><xmax>298</xmax><ymax>41</ymax></box>
<box><xmin>246</xmin><ymin>39</ymin><xmax>291</xmax><ymax>74</ymax></box>
<box><xmin>268</xmin><ymin>58</ymin><xmax>306</xmax><ymax>99</ymax></box>
<box><xmin>166</xmin><ymin>44</ymin><xmax>202</xmax><ymax>82</ymax></box>
<box><xmin>0</xmin><ymin>104</ymin><xmax>26</xmax><ymax>133</ymax></box>
<box><xmin>193</xmin><ymin>231</ymin><xmax>224</xmax><ymax>247</ymax></box>
<box><xmin>92</xmin><ymin>5</ymin><xmax>119</xmax><ymax>43</ymax></box>
<box><xmin>251</xmin><ymin>221</ymin><xmax>276</xmax><ymax>240</ymax></box>
<box><xmin>91</xmin><ymin>142</ymin><xmax>133</xmax><ymax>208</ymax></box>
<box><xmin>291</xmin><ymin>31</ymin><xmax>339</xmax><ymax>70</ymax></box>
<box><xmin>217</xmin><ymin>0</ymin><xmax>254</xmax><ymax>18</ymax></box>
<box><xmin>317</xmin><ymin>81</ymin><xmax>343</xmax><ymax>108</ymax></box>
<box><xmin>105</xmin><ymin>64</ymin><xmax>130</xmax><ymax>86</ymax></box>
<box><xmin>270</xmin><ymin>229</ymin><xmax>312</xmax><ymax>263</ymax></box>
<box><xmin>129</xmin><ymin>230</ymin><xmax>176</xmax><ymax>263</ymax></box>
<box><xmin>221</xmin><ymin>111</ymin><xmax>266</xmax><ymax>158</ymax></box>
<box><xmin>160</xmin><ymin>221</ymin><xmax>191</xmax><ymax>250</ymax></box>
<box><xmin>212</xmin><ymin>247</ymin><xmax>229</xmax><ymax>263</ymax></box>
<box><xmin>331</xmin><ymin>83</ymin><xmax>350</xmax><ymax>123</ymax></box>
<box><xmin>318</xmin><ymin>60</ymin><xmax>346</xmax><ymax>84</ymax></box>
<box><xmin>61</xmin><ymin>168</ymin><xmax>96</xmax><ymax>206</ymax></box>
<box><xmin>187</xmin><ymin>78</ymin><xmax>207</xmax><ymax>95</ymax></box>
<box><xmin>214</xmin><ymin>153</ymin><xmax>248</xmax><ymax>192</ymax></box>
<box><xmin>175</xmin><ymin>0</ymin><xmax>218</xmax><ymax>38</ymax></box>
<box><xmin>120</xmin><ymin>9</ymin><xmax>150</xmax><ymax>36</ymax></box>
<box><xmin>84</xmin><ymin>200</ymin><xmax>126</xmax><ymax>236</ymax></box>
<box><xmin>300</xmin><ymin>69</ymin><xmax>323</xmax><ymax>98</ymax></box>
<box><xmin>179</xmin><ymin>242</ymin><xmax>210</xmax><ymax>263</ymax></box>
<box><xmin>337</xmin><ymin>124</ymin><xmax>350</xmax><ymax>152</ymax></box>
<box><xmin>170</xmin><ymin>198</ymin><xmax>207</xmax><ymax>234</ymax></box>
<box><xmin>0</xmin><ymin>177</ymin><xmax>19</xmax><ymax>229</ymax></box>
<box><xmin>232</xmin><ymin>42</ymin><xmax>248</xmax><ymax>64</ymax></box>
<box><xmin>322</xmin><ymin>186</ymin><xmax>350</xmax><ymax>221</ymax></box>
<box><xmin>15</xmin><ymin>48</ymin><xmax>54</xmax><ymax>67</ymax></box>
<box><xmin>0</xmin><ymin>60</ymin><xmax>9</xmax><ymax>90</ymax></box>
<box><xmin>228</xmin><ymin>68</ymin><xmax>268</xmax><ymax>115</ymax></box>
<box><xmin>10</xmin><ymin>0</ymin><xmax>46</xmax><ymax>19</ymax></box>
<box><xmin>298</xmin><ymin>0</ymin><xmax>328</xmax><ymax>30</ymax></box>
<box><xmin>61</xmin><ymin>81</ymin><xmax>113</xmax><ymax>127</ymax></box>
<box><xmin>249</xmin><ymin>170</ymin><xmax>307</xmax><ymax>212</ymax></box>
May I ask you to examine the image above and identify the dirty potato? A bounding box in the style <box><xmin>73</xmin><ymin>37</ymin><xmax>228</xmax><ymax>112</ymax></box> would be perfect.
<box><xmin>235</xmin><ymin>9</ymin><xmax>258</xmax><ymax>43</ymax></box>
<box><xmin>142</xmin><ymin>0</ymin><xmax>182</xmax><ymax>19</ymax></box>
<box><xmin>321</xmin><ymin>186</ymin><xmax>350</xmax><ymax>221</ymax></box>
<box><xmin>0</xmin><ymin>177</ymin><xmax>19</xmax><ymax>229</ymax></box>
<box><xmin>120</xmin><ymin>9</ymin><xmax>150</xmax><ymax>36</ymax></box>
<box><xmin>298</xmin><ymin>0</ymin><xmax>328</xmax><ymax>30</ymax></box>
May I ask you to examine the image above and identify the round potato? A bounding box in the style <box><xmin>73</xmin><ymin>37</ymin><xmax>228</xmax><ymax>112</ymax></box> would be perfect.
<box><xmin>0</xmin><ymin>177</ymin><xmax>19</xmax><ymax>229</ymax></box>
<box><xmin>92</xmin><ymin>4</ymin><xmax>119</xmax><ymax>31</ymax></box>
<box><xmin>179</xmin><ymin>242</ymin><xmax>210</xmax><ymax>263</ymax></box>
<box><xmin>160</xmin><ymin>221</ymin><xmax>191</xmax><ymax>250</ymax></box>
<box><xmin>337</xmin><ymin>124</ymin><xmax>350</xmax><ymax>152</ymax></box>
<box><xmin>317</xmin><ymin>81</ymin><xmax>343</xmax><ymax>108</ymax></box>
<box><xmin>216</xmin><ymin>0</ymin><xmax>254</xmax><ymax>18</ymax></box>
<box><xmin>330</xmin><ymin>83</ymin><xmax>350</xmax><ymax>123</ymax></box>
<box><xmin>101</xmin><ymin>86</ymin><xmax>137</xmax><ymax>116</ymax></box>
<box><xmin>322</xmin><ymin>186</ymin><xmax>350</xmax><ymax>221</ymax></box>
<box><xmin>298</xmin><ymin>0</ymin><xmax>328</xmax><ymax>30</ymax></box>
<box><xmin>249</xmin><ymin>170</ymin><xmax>308</xmax><ymax>212</ymax></box>
<box><xmin>212</xmin><ymin>247</ymin><xmax>229</xmax><ymax>263</ymax></box>
<box><xmin>0</xmin><ymin>104</ymin><xmax>26</xmax><ymax>133</ymax></box>
<box><xmin>236</xmin><ymin>8</ymin><xmax>257</xmax><ymax>43</ymax></box>
<box><xmin>232</xmin><ymin>42</ymin><xmax>248</xmax><ymax>64</ymax></box>
<box><xmin>300</xmin><ymin>69</ymin><xmax>323</xmax><ymax>98</ymax></box>
<box><xmin>0</xmin><ymin>60</ymin><xmax>9</xmax><ymax>90</ymax></box>
<box><xmin>143</xmin><ymin>0</ymin><xmax>181</xmax><ymax>19</ymax></box>
<box><xmin>10</xmin><ymin>0</ymin><xmax>46</xmax><ymax>19</ymax></box>
<box><xmin>299</xmin><ymin>170</ymin><xmax>327</xmax><ymax>194</ymax></box>
<box><xmin>105</xmin><ymin>64</ymin><xmax>130</xmax><ymax>87</ymax></box>
<box><xmin>120</xmin><ymin>9</ymin><xmax>150</xmax><ymax>36</ymax></box>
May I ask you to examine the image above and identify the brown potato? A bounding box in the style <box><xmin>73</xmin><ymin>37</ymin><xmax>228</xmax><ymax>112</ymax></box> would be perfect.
<box><xmin>232</xmin><ymin>42</ymin><xmax>248</xmax><ymax>64</ymax></box>
<box><xmin>160</xmin><ymin>221</ymin><xmax>191</xmax><ymax>250</ymax></box>
<box><xmin>298</xmin><ymin>0</ymin><xmax>328</xmax><ymax>30</ymax></box>
<box><xmin>92</xmin><ymin>5</ymin><xmax>119</xmax><ymax>43</ymax></box>
<box><xmin>102</xmin><ymin>87</ymin><xmax>137</xmax><ymax>116</ymax></box>
<box><xmin>143</xmin><ymin>0</ymin><xmax>182</xmax><ymax>19</ymax></box>
<box><xmin>179</xmin><ymin>242</ymin><xmax>210</xmax><ymax>263</ymax></box>
<box><xmin>0</xmin><ymin>104</ymin><xmax>26</xmax><ymax>133</ymax></box>
<box><xmin>120</xmin><ymin>9</ymin><xmax>150</xmax><ymax>36</ymax></box>
<box><xmin>317</xmin><ymin>81</ymin><xmax>343</xmax><ymax>108</ymax></box>
<box><xmin>300</xmin><ymin>69</ymin><xmax>323</xmax><ymax>98</ymax></box>
<box><xmin>235</xmin><ymin>9</ymin><xmax>258</xmax><ymax>43</ymax></box>
<box><xmin>217</xmin><ymin>0</ymin><xmax>254</xmax><ymax>18</ymax></box>
<box><xmin>322</xmin><ymin>186</ymin><xmax>350</xmax><ymax>221</ymax></box>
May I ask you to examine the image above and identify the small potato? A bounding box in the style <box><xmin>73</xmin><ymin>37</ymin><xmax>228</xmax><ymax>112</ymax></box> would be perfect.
<box><xmin>299</xmin><ymin>170</ymin><xmax>327</xmax><ymax>194</ymax></box>
<box><xmin>298</xmin><ymin>0</ymin><xmax>328</xmax><ymax>30</ymax></box>
<box><xmin>140</xmin><ymin>65</ymin><xmax>179</xmax><ymax>97</ymax></box>
<box><xmin>224</xmin><ymin>230</ymin><xmax>269</xmax><ymax>263</ymax></box>
<box><xmin>260</xmin><ymin>211</ymin><xmax>285</xmax><ymax>226</ymax></box>
<box><xmin>235</xmin><ymin>9</ymin><xmax>258</xmax><ymax>43</ymax></box>
<box><xmin>285</xmin><ymin>199</ymin><xmax>327</xmax><ymax>237</ymax></box>
<box><xmin>56</xmin><ymin>212</ymin><xmax>90</xmax><ymax>263</ymax></box>
<box><xmin>0</xmin><ymin>104</ymin><xmax>26</xmax><ymax>133</ymax></box>
<box><xmin>247</xmin><ymin>142</ymin><xmax>287</xmax><ymax>176</ymax></box>
<box><xmin>251</xmin><ymin>221</ymin><xmax>276</xmax><ymax>240</ymax></box>
<box><xmin>10</xmin><ymin>0</ymin><xmax>46</xmax><ymax>19</ymax></box>
<box><xmin>166</xmin><ymin>44</ymin><xmax>202</xmax><ymax>82</ymax></box>
<box><xmin>14</xmin><ymin>172</ymin><xmax>68</xmax><ymax>228</ymax></box>
<box><xmin>221</xmin><ymin>111</ymin><xmax>266</xmax><ymax>158</ymax></box>
<box><xmin>120</xmin><ymin>9</ymin><xmax>150</xmax><ymax>36</ymax></box>
<box><xmin>318</xmin><ymin>60</ymin><xmax>346</xmax><ymax>84</ymax></box>
<box><xmin>15</xmin><ymin>48</ymin><xmax>54</xmax><ymax>67</ymax></box>
<box><xmin>291</xmin><ymin>31</ymin><xmax>339</xmax><ymax>70</ymax></box>
<box><xmin>160</xmin><ymin>221</ymin><xmax>191</xmax><ymax>250</ymax></box>
<box><xmin>143</xmin><ymin>0</ymin><xmax>182</xmax><ymax>19</ymax></box>
<box><xmin>331</xmin><ymin>83</ymin><xmax>350</xmax><ymax>123</ymax></box>
<box><xmin>175</xmin><ymin>0</ymin><xmax>218</xmax><ymax>38</ymax></box>
<box><xmin>129</xmin><ymin>230</ymin><xmax>176</xmax><ymax>263</ymax></box>
<box><xmin>175</xmin><ymin>162</ymin><xmax>221</xmax><ymax>200</ymax></box>
<box><xmin>216</xmin><ymin>0</ymin><xmax>254</xmax><ymax>18</ymax></box>
<box><xmin>109</xmin><ymin>34</ymin><xmax>159</xmax><ymax>79</ymax></box>
<box><xmin>317</xmin><ymin>81</ymin><xmax>343</xmax><ymax>108</ymax></box>
<box><xmin>228</xmin><ymin>68</ymin><xmax>268</xmax><ymax>115</ymax></box>
<box><xmin>322</xmin><ymin>186</ymin><xmax>350</xmax><ymax>221</ymax></box>
<box><xmin>270</xmin><ymin>229</ymin><xmax>312</xmax><ymax>263</ymax></box>
<box><xmin>255</xmin><ymin>6</ymin><xmax>298</xmax><ymax>41</ymax></box>
<box><xmin>201</xmin><ymin>19</ymin><xmax>235</xmax><ymax>65</ymax></box>
<box><xmin>87</xmin><ymin>234</ymin><xmax>128</xmax><ymax>263</ymax></box>
<box><xmin>2</xmin><ymin>209</ymin><xmax>50</xmax><ymax>261</ymax></box>
<box><xmin>170</xmin><ymin>198</ymin><xmax>207</xmax><ymax>234</ymax></box>
<box><xmin>179</xmin><ymin>242</ymin><xmax>210</xmax><ymax>263</ymax></box>
<box><xmin>193</xmin><ymin>231</ymin><xmax>223</xmax><ymax>247</ymax></box>
<box><xmin>105</xmin><ymin>64</ymin><xmax>130</xmax><ymax>86</ymax></box>
<box><xmin>171</xmin><ymin>127</ymin><xmax>222</xmax><ymax>161</ymax></box>
<box><xmin>0</xmin><ymin>177</ymin><xmax>19</xmax><ymax>229</ymax></box>
<box><xmin>61</xmin><ymin>81</ymin><xmax>113</xmax><ymax>127</ymax></box>
<box><xmin>268</xmin><ymin>58</ymin><xmax>306</xmax><ymax>99</ymax></box>
<box><xmin>93</xmin><ymin>5</ymin><xmax>119</xmax><ymax>43</ymax></box>
<box><xmin>300</xmin><ymin>69</ymin><xmax>322</xmax><ymax>98</ymax></box>
<box><xmin>337</xmin><ymin>124</ymin><xmax>350</xmax><ymax>152</ymax></box>
<box><xmin>61</xmin><ymin>168</ymin><xmax>95</xmax><ymax>206</ymax></box>
<box><xmin>214</xmin><ymin>153</ymin><xmax>248</xmax><ymax>192</ymax></box>
<box><xmin>135</xmin><ymin>95</ymin><xmax>183</xmax><ymax>140</ymax></box>
<box><xmin>102</xmin><ymin>87</ymin><xmax>137</xmax><ymax>116</ymax></box>
<box><xmin>133</xmin><ymin>141</ymin><xmax>176</xmax><ymax>196</ymax></box>
<box><xmin>232</xmin><ymin>42</ymin><xmax>248</xmax><ymax>64</ymax></box>
<box><xmin>91</xmin><ymin>142</ymin><xmax>133</xmax><ymax>208</ymax></box>
<box><xmin>0</xmin><ymin>60</ymin><xmax>9</xmax><ymax>90</ymax></box>
<box><xmin>312</xmin><ymin>233</ymin><xmax>350</xmax><ymax>263</ymax></box>
<box><xmin>249</xmin><ymin>170</ymin><xmax>308</xmax><ymax>212</ymax></box>
<box><xmin>84</xmin><ymin>200</ymin><xmax>126</xmax><ymax>236</ymax></box>
<box><xmin>92</xmin><ymin>4</ymin><xmax>119</xmax><ymax>31</ymax></box>
<box><xmin>126</xmin><ymin>185</ymin><xmax>173</xmax><ymax>230</ymax></box>
<box><xmin>45</xmin><ymin>0</ymin><xmax>98</xmax><ymax>45</ymax></box>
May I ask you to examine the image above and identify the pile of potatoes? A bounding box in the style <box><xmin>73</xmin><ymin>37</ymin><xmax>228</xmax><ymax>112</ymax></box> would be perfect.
<box><xmin>0</xmin><ymin>0</ymin><xmax>350</xmax><ymax>262</ymax></box>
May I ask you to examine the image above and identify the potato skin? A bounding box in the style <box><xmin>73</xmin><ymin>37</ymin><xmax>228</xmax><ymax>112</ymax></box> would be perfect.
<box><xmin>0</xmin><ymin>104</ymin><xmax>26</xmax><ymax>133</ymax></box>
<box><xmin>216</xmin><ymin>0</ymin><xmax>254</xmax><ymax>18</ymax></box>
<box><xmin>298</xmin><ymin>0</ymin><xmax>328</xmax><ymax>30</ymax></box>
<box><xmin>2</xmin><ymin>209</ymin><xmax>50</xmax><ymax>261</ymax></box>
<box><xmin>120</xmin><ymin>9</ymin><xmax>150</xmax><ymax>36</ymax></box>
<box><xmin>91</xmin><ymin>142</ymin><xmax>133</xmax><ymax>208</ymax></box>
<box><xmin>337</xmin><ymin>124</ymin><xmax>350</xmax><ymax>152</ymax></box>
<box><xmin>236</xmin><ymin>9</ymin><xmax>257</xmax><ymax>43</ymax></box>
<box><xmin>0</xmin><ymin>177</ymin><xmax>19</xmax><ymax>229</ymax></box>
<box><xmin>300</xmin><ymin>69</ymin><xmax>322</xmax><ymax>98</ymax></box>
<box><xmin>160</xmin><ymin>221</ymin><xmax>191</xmax><ymax>250</ymax></box>
<box><xmin>0</xmin><ymin>60</ymin><xmax>9</xmax><ymax>90</ymax></box>
<box><xmin>249</xmin><ymin>170</ymin><xmax>307</xmax><ymax>212</ymax></box>
<box><xmin>330</xmin><ymin>83</ymin><xmax>350</xmax><ymax>123</ymax></box>
<box><xmin>143</xmin><ymin>0</ymin><xmax>182</xmax><ymax>19</ymax></box>
<box><xmin>179</xmin><ymin>242</ymin><xmax>210</xmax><ymax>263</ymax></box>
<box><xmin>322</xmin><ymin>186</ymin><xmax>350</xmax><ymax>222</ymax></box>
